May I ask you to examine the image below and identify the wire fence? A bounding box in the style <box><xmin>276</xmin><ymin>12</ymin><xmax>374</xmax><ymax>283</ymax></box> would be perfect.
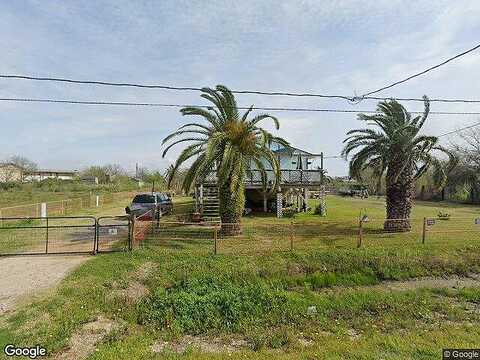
<box><xmin>137</xmin><ymin>216</ymin><xmax>480</xmax><ymax>255</ymax></box>
<box><xmin>0</xmin><ymin>191</ymin><xmax>138</xmax><ymax>218</ymax></box>
<box><xmin>4</xmin><ymin>211</ymin><xmax>478</xmax><ymax>257</ymax></box>
<box><xmin>0</xmin><ymin>216</ymin><xmax>97</xmax><ymax>256</ymax></box>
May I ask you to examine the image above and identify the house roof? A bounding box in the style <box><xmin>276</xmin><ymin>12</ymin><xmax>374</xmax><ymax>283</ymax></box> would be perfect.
<box><xmin>26</xmin><ymin>169</ymin><xmax>78</xmax><ymax>175</ymax></box>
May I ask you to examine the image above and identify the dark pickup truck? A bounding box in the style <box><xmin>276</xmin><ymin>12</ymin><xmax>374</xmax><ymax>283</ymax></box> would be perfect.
<box><xmin>126</xmin><ymin>192</ymin><xmax>173</xmax><ymax>219</ymax></box>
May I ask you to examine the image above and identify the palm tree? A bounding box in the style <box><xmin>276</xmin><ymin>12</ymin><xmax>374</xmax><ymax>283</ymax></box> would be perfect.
<box><xmin>162</xmin><ymin>85</ymin><xmax>288</xmax><ymax>234</ymax></box>
<box><xmin>448</xmin><ymin>128</ymin><xmax>480</xmax><ymax>203</ymax></box>
<box><xmin>342</xmin><ymin>96</ymin><xmax>456</xmax><ymax>232</ymax></box>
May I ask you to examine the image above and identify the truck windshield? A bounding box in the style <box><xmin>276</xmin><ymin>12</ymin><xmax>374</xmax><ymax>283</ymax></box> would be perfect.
<box><xmin>132</xmin><ymin>195</ymin><xmax>155</xmax><ymax>203</ymax></box>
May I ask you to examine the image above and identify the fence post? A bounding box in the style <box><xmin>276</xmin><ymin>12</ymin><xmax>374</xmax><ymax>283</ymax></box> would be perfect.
<box><xmin>151</xmin><ymin>210</ymin><xmax>155</xmax><ymax>235</ymax></box>
<box><xmin>214</xmin><ymin>227</ymin><xmax>218</xmax><ymax>255</ymax></box>
<box><xmin>96</xmin><ymin>195</ymin><xmax>99</xmax><ymax>207</ymax></box>
<box><xmin>128</xmin><ymin>215</ymin><xmax>133</xmax><ymax>251</ymax></box>
<box><xmin>45</xmin><ymin>217</ymin><xmax>49</xmax><ymax>254</ymax></box>
<box><xmin>94</xmin><ymin>218</ymin><xmax>98</xmax><ymax>255</ymax></box>
<box><xmin>357</xmin><ymin>219</ymin><xmax>363</xmax><ymax>248</ymax></box>
<box><xmin>41</xmin><ymin>203</ymin><xmax>47</xmax><ymax>218</ymax></box>
<box><xmin>131</xmin><ymin>215</ymin><xmax>137</xmax><ymax>247</ymax></box>
<box><xmin>422</xmin><ymin>217</ymin><xmax>427</xmax><ymax>244</ymax></box>
<box><xmin>157</xmin><ymin>208</ymin><xmax>161</xmax><ymax>229</ymax></box>
<box><xmin>290</xmin><ymin>221</ymin><xmax>294</xmax><ymax>251</ymax></box>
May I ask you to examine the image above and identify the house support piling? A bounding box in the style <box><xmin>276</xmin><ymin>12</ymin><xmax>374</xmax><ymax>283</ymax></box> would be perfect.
<box><xmin>276</xmin><ymin>191</ymin><xmax>283</xmax><ymax>218</ymax></box>
<box><xmin>303</xmin><ymin>188</ymin><xmax>309</xmax><ymax>212</ymax></box>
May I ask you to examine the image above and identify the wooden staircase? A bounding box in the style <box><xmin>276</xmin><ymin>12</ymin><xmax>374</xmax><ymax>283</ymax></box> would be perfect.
<box><xmin>202</xmin><ymin>185</ymin><xmax>221</xmax><ymax>223</ymax></box>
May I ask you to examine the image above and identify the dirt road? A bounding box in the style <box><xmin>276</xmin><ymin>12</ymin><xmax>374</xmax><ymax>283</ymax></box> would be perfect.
<box><xmin>0</xmin><ymin>255</ymin><xmax>88</xmax><ymax>314</ymax></box>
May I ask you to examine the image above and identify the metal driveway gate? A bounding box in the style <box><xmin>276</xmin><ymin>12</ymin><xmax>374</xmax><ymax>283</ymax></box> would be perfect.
<box><xmin>0</xmin><ymin>216</ymin><xmax>97</xmax><ymax>256</ymax></box>
<box><xmin>96</xmin><ymin>216</ymin><xmax>131</xmax><ymax>253</ymax></box>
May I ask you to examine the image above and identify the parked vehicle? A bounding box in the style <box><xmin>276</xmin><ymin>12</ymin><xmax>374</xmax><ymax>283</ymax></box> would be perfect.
<box><xmin>338</xmin><ymin>184</ymin><xmax>369</xmax><ymax>198</ymax></box>
<box><xmin>125</xmin><ymin>192</ymin><xmax>173</xmax><ymax>219</ymax></box>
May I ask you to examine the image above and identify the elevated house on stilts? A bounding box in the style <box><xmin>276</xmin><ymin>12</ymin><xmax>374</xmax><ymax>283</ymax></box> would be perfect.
<box><xmin>194</xmin><ymin>142</ymin><xmax>325</xmax><ymax>221</ymax></box>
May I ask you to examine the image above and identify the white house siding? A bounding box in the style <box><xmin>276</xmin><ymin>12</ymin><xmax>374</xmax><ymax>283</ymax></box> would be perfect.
<box><xmin>24</xmin><ymin>171</ymin><xmax>77</xmax><ymax>181</ymax></box>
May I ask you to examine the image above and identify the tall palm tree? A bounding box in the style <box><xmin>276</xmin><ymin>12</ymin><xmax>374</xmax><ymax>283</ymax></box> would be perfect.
<box><xmin>162</xmin><ymin>85</ymin><xmax>288</xmax><ymax>234</ymax></box>
<box><xmin>342</xmin><ymin>96</ymin><xmax>456</xmax><ymax>232</ymax></box>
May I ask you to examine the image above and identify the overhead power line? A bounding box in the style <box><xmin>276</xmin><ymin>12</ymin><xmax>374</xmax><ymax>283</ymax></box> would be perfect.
<box><xmin>2</xmin><ymin>74</ymin><xmax>480</xmax><ymax>104</ymax></box>
<box><xmin>362</xmin><ymin>42</ymin><xmax>480</xmax><ymax>97</ymax></box>
<box><xmin>2</xmin><ymin>97</ymin><xmax>480</xmax><ymax>115</ymax></box>
<box><xmin>316</xmin><ymin>123</ymin><xmax>480</xmax><ymax>161</ymax></box>
<box><xmin>438</xmin><ymin>120</ymin><xmax>480</xmax><ymax>138</ymax></box>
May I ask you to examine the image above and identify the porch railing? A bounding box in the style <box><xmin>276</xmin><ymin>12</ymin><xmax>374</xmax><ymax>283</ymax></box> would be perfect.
<box><xmin>203</xmin><ymin>169</ymin><xmax>322</xmax><ymax>185</ymax></box>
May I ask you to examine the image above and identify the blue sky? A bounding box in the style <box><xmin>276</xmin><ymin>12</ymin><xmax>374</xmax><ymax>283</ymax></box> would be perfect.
<box><xmin>1</xmin><ymin>0</ymin><xmax>480</xmax><ymax>175</ymax></box>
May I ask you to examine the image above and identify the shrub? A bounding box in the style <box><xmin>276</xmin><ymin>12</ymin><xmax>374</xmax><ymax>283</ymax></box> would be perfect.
<box><xmin>283</xmin><ymin>207</ymin><xmax>296</xmax><ymax>218</ymax></box>
<box><xmin>314</xmin><ymin>203</ymin><xmax>327</xmax><ymax>216</ymax></box>
<box><xmin>137</xmin><ymin>279</ymin><xmax>305</xmax><ymax>334</ymax></box>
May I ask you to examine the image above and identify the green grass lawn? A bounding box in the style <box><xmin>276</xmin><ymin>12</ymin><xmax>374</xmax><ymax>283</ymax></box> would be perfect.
<box><xmin>1</xmin><ymin>195</ymin><xmax>480</xmax><ymax>359</ymax></box>
<box><xmin>156</xmin><ymin>196</ymin><xmax>480</xmax><ymax>255</ymax></box>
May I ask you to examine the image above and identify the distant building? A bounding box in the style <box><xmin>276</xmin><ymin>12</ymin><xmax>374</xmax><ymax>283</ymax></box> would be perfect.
<box><xmin>0</xmin><ymin>163</ymin><xmax>24</xmax><ymax>182</ymax></box>
<box><xmin>24</xmin><ymin>169</ymin><xmax>78</xmax><ymax>181</ymax></box>
<box><xmin>80</xmin><ymin>176</ymin><xmax>99</xmax><ymax>185</ymax></box>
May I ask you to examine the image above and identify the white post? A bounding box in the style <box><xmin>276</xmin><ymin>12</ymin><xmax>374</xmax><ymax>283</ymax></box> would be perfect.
<box><xmin>41</xmin><ymin>202</ymin><xmax>47</xmax><ymax>218</ymax></box>
<box><xmin>263</xmin><ymin>193</ymin><xmax>268</xmax><ymax>212</ymax></box>
<box><xmin>276</xmin><ymin>192</ymin><xmax>283</xmax><ymax>218</ymax></box>
<box><xmin>96</xmin><ymin>195</ymin><xmax>100</xmax><ymax>207</ymax></box>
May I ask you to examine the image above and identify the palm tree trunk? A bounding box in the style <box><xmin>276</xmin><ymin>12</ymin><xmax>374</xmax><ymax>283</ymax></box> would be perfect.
<box><xmin>219</xmin><ymin>181</ymin><xmax>245</xmax><ymax>235</ymax></box>
<box><xmin>384</xmin><ymin>163</ymin><xmax>414</xmax><ymax>232</ymax></box>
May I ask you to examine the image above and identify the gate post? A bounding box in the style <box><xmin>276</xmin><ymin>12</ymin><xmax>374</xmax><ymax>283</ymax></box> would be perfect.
<box><xmin>128</xmin><ymin>215</ymin><xmax>133</xmax><ymax>251</ymax></box>
<box><xmin>45</xmin><ymin>217</ymin><xmax>49</xmax><ymax>254</ymax></box>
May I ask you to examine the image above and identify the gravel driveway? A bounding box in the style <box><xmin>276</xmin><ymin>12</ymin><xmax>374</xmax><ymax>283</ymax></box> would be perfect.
<box><xmin>0</xmin><ymin>255</ymin><xmax>88</xmax><ymax>314</ymax></box>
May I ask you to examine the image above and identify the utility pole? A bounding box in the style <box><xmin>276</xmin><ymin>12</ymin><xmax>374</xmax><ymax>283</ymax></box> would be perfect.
<box><xmin>320</xmin><ymin>152</ymin><xmax>326</xmax><ymax>216</ymax></box>
<box><xmin>320</xmin><ymin>152</ymin><xmax>324</xmax><ymax>183</ymax></box>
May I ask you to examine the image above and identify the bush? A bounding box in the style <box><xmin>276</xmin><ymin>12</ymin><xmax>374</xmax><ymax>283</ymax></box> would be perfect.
<box><xmin>283</xmin><ymin>207</ymin><xmax>296</xmax><ymax>218</ymax></box>
<box><xmin>314</xmin><ymin>203</ymin><xmax>327</xmax><ymax>216</ymax></box>
<box><xmin>138</xmin><ymin>278</ymin><xmax>304</xmax><ymax>334</ymax></box>
<box><xmin>0</xmin><ymin>182</ymin><xmax>21</xmax><ymax>191</ymax></box>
